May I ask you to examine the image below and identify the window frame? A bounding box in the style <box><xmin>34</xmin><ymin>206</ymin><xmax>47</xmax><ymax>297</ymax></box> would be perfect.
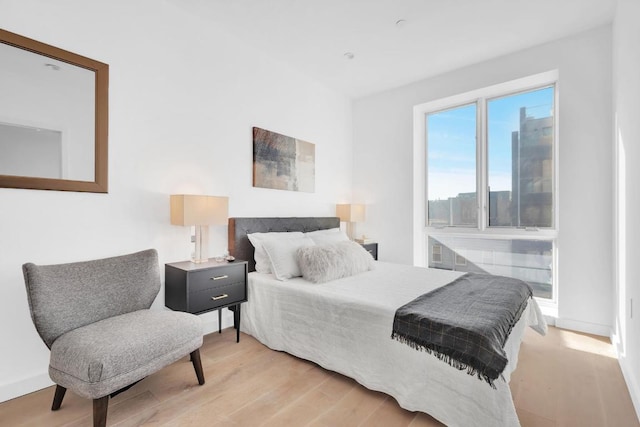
<box><xmin>413</xmin><ymin>70</ymin><xmax>559</xmax><ymax>306</ymax></box>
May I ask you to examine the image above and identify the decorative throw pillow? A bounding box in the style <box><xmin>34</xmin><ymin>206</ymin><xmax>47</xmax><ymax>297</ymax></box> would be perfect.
<box><xmin>305</xmin><ymin>228</ymin><xmax>349</xmax><ymax>245</ymax></box>
<box><xmin>247</xmin><ymin>232</ymin><xmax>304</xmax><ymax>274</ymax></box>
<box><xmin>263</xmin><ymin>236</ymin><xmax>316</xmax><ymax>280</ymax></box>
<box><xmin>296</xmin><ymin>240</ymin><xmax>375</xmax><ymax>283</ymax></box>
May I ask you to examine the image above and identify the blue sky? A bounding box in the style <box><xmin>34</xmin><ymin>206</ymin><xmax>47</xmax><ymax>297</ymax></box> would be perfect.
<box><xmin>427</xmin><ymin>87</ymin><xmax>553</xmax><ymax>200</ymax></box>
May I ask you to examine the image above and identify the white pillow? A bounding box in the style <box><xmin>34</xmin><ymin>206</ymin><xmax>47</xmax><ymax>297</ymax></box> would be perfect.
<box><xmin>296</xmin><ymin>240</ymin><xmax>375</xmax><ymax>283</ymax></box>
<box><xmin>247</xmin><ymin>232</ymin><xmax>304</xmax><ymax>273</ymax></box>
<box><xmin>305</xmin><ymin>228</ymin><xmax>349</xmax><ymax>245</ymax></box>
<box><xmin>263</xmin><ymin>236</ymin><xmax>316</xmax><ymax>280</ymax></box>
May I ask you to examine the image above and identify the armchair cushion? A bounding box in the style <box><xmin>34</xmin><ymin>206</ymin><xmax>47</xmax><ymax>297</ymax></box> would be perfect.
<box><xmin>23</xmin><ymin>249</ymin><xmax>162</xmax><ymax>348</ymax></box>
<box><xmin>49</xmin><ymin>309</ymin><xmax>202</xmax><ymax>399</ymax></box>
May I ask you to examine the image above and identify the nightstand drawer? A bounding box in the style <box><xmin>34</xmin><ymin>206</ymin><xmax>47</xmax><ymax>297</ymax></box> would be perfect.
<box><xmin>189</xmin><ymin>281</ymin><xmax>246</xmax><ymax>313</ymax></box>
<box><xmin>188</xmin><ymin>264</ymin><xmax>245</xmax><ymax>293</ymax></box>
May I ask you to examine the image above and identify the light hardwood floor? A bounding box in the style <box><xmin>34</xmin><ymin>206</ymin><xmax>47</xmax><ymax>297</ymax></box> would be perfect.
<box><xmin>1</xmin><ymin>326</ymin><xmax>638</xmax><ymax>426</ymax></box>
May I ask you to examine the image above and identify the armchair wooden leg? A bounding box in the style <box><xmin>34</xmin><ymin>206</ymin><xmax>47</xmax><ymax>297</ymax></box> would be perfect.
<box><xmin>93</xmin><ymin>396</ymin><xmax>109</xmax><ymax>427</ymax></box>
<box><xmin>51</xmin><ymin>385</ymin><xmax>66</xmax><ymax>411</ymax></box>
<box><xmin>190</xmin><ymin>349</ymin><xmax>205</xmax><ymax>385</ymax></box>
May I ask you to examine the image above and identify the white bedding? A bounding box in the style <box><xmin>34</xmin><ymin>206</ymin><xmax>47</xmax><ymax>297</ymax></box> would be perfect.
<box><xmin>241</xmin><ymin>261</ymin><xmax>547</xmax><ymax>427</ymax></box>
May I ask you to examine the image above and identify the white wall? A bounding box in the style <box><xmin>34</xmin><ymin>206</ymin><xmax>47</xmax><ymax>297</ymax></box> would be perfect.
<box><xmin>613</xmin><ymin>0</ymin><xmax>640</xmax><ymax>419</ymax></box>
<box><xmin>353</xmin><ymin>26</ymin><xmax>613</xmax><ymax>335</ymax></box>
<box><xmin>0</xmin><ymin>0</ymin><xmax>353</xmax><ymax>402</ymax></box>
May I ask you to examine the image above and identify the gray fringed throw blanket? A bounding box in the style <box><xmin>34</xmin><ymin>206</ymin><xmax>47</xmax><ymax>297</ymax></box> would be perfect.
<box><xmin>391</xmin><ymin>273</ymin><xmax>532</xmax><ymax>388</ymax></box>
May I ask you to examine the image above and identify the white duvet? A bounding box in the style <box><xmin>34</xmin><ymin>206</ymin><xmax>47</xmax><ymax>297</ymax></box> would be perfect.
<box><xmin>241</xmin><ymin>262</ymin><xmax>547</xmax><ymax>427</ymax></box>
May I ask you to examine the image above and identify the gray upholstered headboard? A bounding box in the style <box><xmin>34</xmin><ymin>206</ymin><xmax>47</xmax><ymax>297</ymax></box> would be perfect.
<box><xmin>228</xmin><ymin>217</ymin><xmax>340</xmax><ymax>272</ymax></box>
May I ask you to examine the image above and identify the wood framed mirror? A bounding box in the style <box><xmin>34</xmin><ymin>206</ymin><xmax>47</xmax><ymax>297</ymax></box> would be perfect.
<box><xmin>0</xmin><ymin>28</ymin><xmax>108</xmax><ymax>193</ymax></box>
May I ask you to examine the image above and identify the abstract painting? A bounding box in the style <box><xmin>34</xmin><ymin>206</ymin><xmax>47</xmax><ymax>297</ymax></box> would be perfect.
<box><xmin>253</xmin><ymin>127</ymin><xmax>315</xmax><ymax>192</ymax></box>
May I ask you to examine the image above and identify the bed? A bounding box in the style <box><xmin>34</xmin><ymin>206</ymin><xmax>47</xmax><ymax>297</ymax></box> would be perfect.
<box><xmin>228</xmin><ymin>217</ymin><xmax>547</xmax><ymax>427</ymax></box>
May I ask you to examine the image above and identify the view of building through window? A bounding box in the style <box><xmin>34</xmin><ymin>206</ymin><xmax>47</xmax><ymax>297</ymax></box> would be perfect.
<box><xmin>488</xmin><ymin>88</ymin><xmax>554</xmax><ymax>227</ymax></box>
<box><xmin>426</xmin><ymin>85</ymin><xmax>555</xmax><ymax>299</ymax></box>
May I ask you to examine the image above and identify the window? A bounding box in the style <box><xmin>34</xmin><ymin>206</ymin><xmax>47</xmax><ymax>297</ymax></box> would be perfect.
<box><xmin>428</xmin><ymin>236</ymin><xmax>553</xmax><ymax>299</ymax></box>
<box><xmin>427</xmin><ymin>86</ymin><xmax>555</xmax><ymax>229</ymax></box>
<box><xmin>487</xmin><ymin>87</ymin><xmax>555</xmax><ymax>228</ymax></box>
<box><xmin>427</xmin><ymin>104</ymin><xmax>477</xmax><ymax>227</ymax></box>
<box><xmin>454</xmin><ymin>252</ymin><xmax>467</xmax><ymax>266</ymax></box>
<box><xmin>432</xmin><ymin>244</ymin><xmax>442</xmax><ymax>263</ymax></box>
<box><xmin>417</xmin><ymin>71</ymin><xmax>558</xmax><ymax>301</ymax></box>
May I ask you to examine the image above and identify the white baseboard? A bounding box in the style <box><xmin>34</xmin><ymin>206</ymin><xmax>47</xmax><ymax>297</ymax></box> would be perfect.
<box><xmin>543</xmin><ymin>317</ymin><xmax>639</xmax><ymax>421</ymax></box>
<box><xmin>613</xmin><ymin>336</ymin><xmax>640</xmax><ymax>423</ymax></box>
<box><xmin>0</xmin><ymin>372</ymin><xmax>53</xmax><ymax>404</ymax></box>
<box><xmin>618</xmin><ymin>353</ymin><xmax>640</xmax><ymax>422</ymax></box>
<box><xmin>554</xmin><ymin>317</ymin><xmax>611</xmax><ymax>337</ymax></box>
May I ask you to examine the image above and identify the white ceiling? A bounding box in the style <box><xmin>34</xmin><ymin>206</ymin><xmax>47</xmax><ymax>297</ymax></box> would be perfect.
<box><xmin>171</xmin><ymin>0</ymin><xmax>616</xmax><ymax>99</ymax></box>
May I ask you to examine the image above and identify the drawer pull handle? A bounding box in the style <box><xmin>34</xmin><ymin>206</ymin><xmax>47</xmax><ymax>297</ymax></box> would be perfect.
<box><xmin>211</xmin><ymin>294</ymin><xmax>229</xmax><ymax>301</ymax></box>
<box><xmin>211</xmin><ymin>275</ymin><xmax>229</xmax><ymax>281</ymax></box>
<box><xmin>367</xmin><ymin>250</ymin><xmax>373</xmax><ymax>253</ymax></box>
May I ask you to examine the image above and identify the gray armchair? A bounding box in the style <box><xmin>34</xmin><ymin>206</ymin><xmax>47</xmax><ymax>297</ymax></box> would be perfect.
<box><xmin>22</xmin><ymin>249</ymin><xmax>205</xmax><ymax>427</ymax></box>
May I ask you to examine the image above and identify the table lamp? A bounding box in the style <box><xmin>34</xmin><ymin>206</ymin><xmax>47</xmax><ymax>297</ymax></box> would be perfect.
<box><xmin>170</xmin><ymin>195</ymin><xmax>229</xmax><ymax>263</ymax></box>
<box><xmin>336</xmin><ymin>203</ymin><xmax>365</xmax><ymax>240</ymax></box>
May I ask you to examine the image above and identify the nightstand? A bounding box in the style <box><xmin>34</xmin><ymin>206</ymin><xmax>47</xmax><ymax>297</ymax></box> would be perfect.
<box><xmin>165</xmin><ymin>259</ymin><xmax>248</xmax><ymax>343</ymax></box>
<box><xmin>360</xmin><ymin>243</ymin><xmax>378</xmax><ymax>260</ymax></box>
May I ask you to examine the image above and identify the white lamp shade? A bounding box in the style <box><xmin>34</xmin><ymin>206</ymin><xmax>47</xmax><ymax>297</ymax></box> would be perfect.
<box><xmin>170</xmin><ymin>195</ymin><xmax>229</xmax><ymax>226</ymax></box>
<box><xmin>336</xmin><ymin>204</ymin><xmax>365</xmax><ymax>222</ymax></box>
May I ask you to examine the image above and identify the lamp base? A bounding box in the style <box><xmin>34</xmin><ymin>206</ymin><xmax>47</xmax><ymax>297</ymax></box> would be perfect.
<box><xmin>346</xmin><ymin>222</ymin><xmax>356</xmax><ymax>241</ymax></box>
<box><xmin>192</xmin><ymin>225</ymin><xmax>209</xmax><ymax>263</ymax></box>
